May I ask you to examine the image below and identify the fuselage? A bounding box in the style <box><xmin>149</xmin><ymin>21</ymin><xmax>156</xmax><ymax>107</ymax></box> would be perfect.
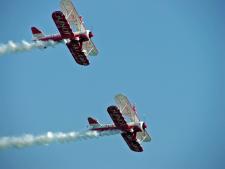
<box><xmin>90</xmin><ymin>121</ymin><xmax>146</xmax><ymax>133</ymax></box>
<box><xmin>36</xmin><ymin>30</ymin><xmax>92</xmax><ymax>43</ymax></box>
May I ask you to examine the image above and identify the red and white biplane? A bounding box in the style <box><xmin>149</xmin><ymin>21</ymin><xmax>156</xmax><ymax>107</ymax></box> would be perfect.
<box><xmin>88</xmin><ymin>94</ymin><xmax>151</xmax><ymax>152</ymax></box>
<box><xmin>31</xmin><ymin>0</ymin><xmax>98</xmax><ymax>66</ymax></box>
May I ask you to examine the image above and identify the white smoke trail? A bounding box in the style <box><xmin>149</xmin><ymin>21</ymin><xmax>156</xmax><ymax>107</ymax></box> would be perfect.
<box><xmin>0</xmin><ymin>130</ymin><xmax>120</xmax><ymax>150</ymax></box>
<box><xmin>0</xmin><ymin>40</ymin><xmax>59</xmax><ymax>56</ymax></box>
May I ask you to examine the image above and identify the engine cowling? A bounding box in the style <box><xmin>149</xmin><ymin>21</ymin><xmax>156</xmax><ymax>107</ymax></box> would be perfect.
<box><xmin>89</xmin><ymin>31</ymin><xmax>94</xmax><ymax>38</ymax></box>
<box><xmin>142</xmin><ymin>122</ymin><xmax>147</xmax><ymax>130</ymax></box>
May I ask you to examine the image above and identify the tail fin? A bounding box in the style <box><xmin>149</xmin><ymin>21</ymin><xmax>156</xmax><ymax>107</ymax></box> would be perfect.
<box><xmin>31</xmin><ymin>27</ymin><xmax>45</xmax><ymax>39</ymax></box>
<box><xmin>88</xmin><ymin>117</ymin><xmax>101</xmax><ymax>127</ymax></box>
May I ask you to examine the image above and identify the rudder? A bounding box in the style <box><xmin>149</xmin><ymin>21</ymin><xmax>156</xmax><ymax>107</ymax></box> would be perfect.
<box><xmin>88</xmin><ymin>117</ymin><xmax>100</xmax><ymax>127</ymax></box>
<box><xmin>31</xmin><ymin>27</ymin><xmax>45</xmax><ymax>39</ymax></box>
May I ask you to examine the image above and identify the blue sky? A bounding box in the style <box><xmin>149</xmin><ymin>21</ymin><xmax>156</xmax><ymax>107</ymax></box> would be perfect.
<box><xmin>0</xmin><ymin>0</ymin><xmax>225</xmax><ymax>169</ymax></box>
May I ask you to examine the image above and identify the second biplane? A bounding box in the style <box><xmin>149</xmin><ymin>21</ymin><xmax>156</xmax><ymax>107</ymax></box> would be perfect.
<box><xmin>88</xmin><ymin>94</ymin><xmax>151</xmax><ymax>152</ymax></box>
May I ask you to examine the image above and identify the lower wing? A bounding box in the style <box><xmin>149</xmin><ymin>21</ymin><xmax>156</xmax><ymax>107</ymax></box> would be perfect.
<box><xmin>52</xmin><ymin>11</ymin><xmax>74</xmax><ymax>39</ymax></box>
<box><xmin>66</xmin><ymin>40</ymin><xmax>89</xmax><ymax>66</ymax></box>
<box><xmin>107</xmin><ymin>105</ymin><xmax>129</xmax><ymax>131</ymax></box>
<box><xmin>121</xmin><ymin>133</ymin><xmax>143</xmax><ymax>152</ymax></box>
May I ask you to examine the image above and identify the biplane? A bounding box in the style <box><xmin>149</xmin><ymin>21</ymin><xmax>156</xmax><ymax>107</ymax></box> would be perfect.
<box><xmin>31</xmin><ymin>0</ymin><xmax>98</xmax><ymax>66</ymax></box>
<box><xmin>88</xmin><ymin>94</ymin><xmax>151</xmax><ymax>152</ymax></box>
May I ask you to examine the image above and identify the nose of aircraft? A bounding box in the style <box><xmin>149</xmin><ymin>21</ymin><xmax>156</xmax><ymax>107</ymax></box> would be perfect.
<box><xmin>142</xmin><ymin>122</ymin><xmax>147</xmax><ymax>130</ymax></box>
<box><xmin>89</xmin><ymin>31</ymin><xmax>94</xmax><ymax>38</ymax></box>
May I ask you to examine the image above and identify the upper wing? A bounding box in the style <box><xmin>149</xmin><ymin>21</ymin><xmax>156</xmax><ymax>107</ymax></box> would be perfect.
<box><xmin>82</xmin><ymin>40</ymin><xmax>98</xmax><ymax>56</ymax></box>
<box><xmin>114</xmin><ymin>94</ymin><xmax>140</xmax><ymax>123</ymax></box>
<box><xmin>136</xmin><ymin>130</ymin><xmax>151</xmax><ymax>142</ymax></box>
<box><xmin>60</xmin><ymin>0</ymin><xmax>86</xmax><ymax>32</ymax></box>
<box><xmin>107</xmin><ymin>106</ymin><xmax>129</xmax><ymax>131</ymax></box>
<box><xmin>60</xmin><ymin>0</ymin><xmax>98</xmax><ymax>57</ymax></box>
<box><xmin>66</xmin><ymin>40</ymin><xmax>89</xmax><ymax>66</ymax></box>
<box><xmin>121</xmin><ymin>133</ymin><xmax>143</xmax><ymax>152</ymax></box>
<box><xmin>52</xmin><ymin>11</ymin><xmax>74</xmax><ymax>39</ymax></box>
